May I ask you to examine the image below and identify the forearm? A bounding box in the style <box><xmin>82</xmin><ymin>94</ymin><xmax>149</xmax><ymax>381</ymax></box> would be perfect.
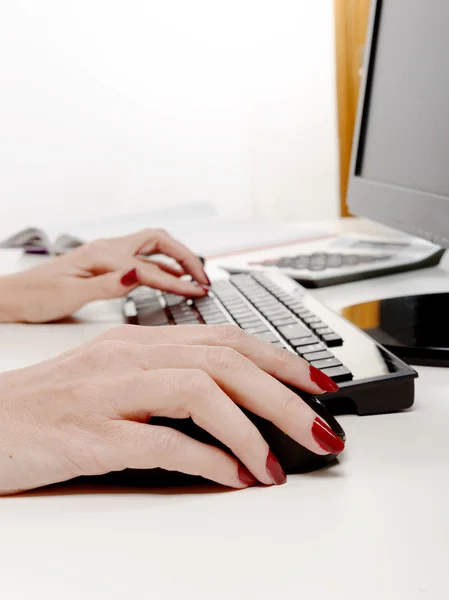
<box><xmin>0</xmin><ymin>275</ymin><xmax>20</xmax><ymax>323</ymax></box>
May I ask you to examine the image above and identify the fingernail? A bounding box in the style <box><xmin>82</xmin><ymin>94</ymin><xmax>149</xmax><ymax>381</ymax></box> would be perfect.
<box><xmin>238</xmin><ymin>464</ymin><xmax>259</xmax><ymax>487</ymax></box>
<box><xmin>309</xmin><ymin>365</ymin><xmax>339</xmax><ymax>393</ymax></box>
<box><xmin>204</xmin><ymin>272</ymin><xmax>211</xmax><ymax>286</ymax></box>
<box><xmin>312</xmin><ymin>417</ymin><xmax>345</xmax><ymax>454</ymax></box>
<box><xmin>193</xmin><ymin>283</ymin><xmax>209</xmax><ymax>295</ymax></box>
<box><xmin>120</xmin><ymin>268</ymin><xmax>138</xmax><ymax>287</ymax></box>
<box><xmin>266</xmin><ymin>450</ymin><xmax>287</xmax><ymax>485</ymax></box>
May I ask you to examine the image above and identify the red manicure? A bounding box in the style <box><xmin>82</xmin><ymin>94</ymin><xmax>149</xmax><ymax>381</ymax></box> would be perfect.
<box><xmin>309</xmin><ymin>365</ymin><xmax>339</xmax><ymax>393</ymax></box>
<box><xmin>120</xmin><ymin>268</ymin><xmax>138</xmax><ymax>287</ymax></box>
<box><xmin>238</xmin><ymin>464</ymin><xmax>259</xmax><ymax>487</ymax></box>
<box><xmin>266</xmin><ymin>450</ymin><xmax>287</xmax><ymax>485</ymax></box>
<box><xmin>194</xmin><ymin>284</ymin><xmax>209</xmax><ymax>295</ymax></box>
<box><xmin>312</xmin><ymin>417</ymin><xmax>345</xmax><ymax>454</ymax></box>
<box><xmin>204</xmin><ymin>272</ymin><xmax>211</xmax><ymax>286</ymax></box>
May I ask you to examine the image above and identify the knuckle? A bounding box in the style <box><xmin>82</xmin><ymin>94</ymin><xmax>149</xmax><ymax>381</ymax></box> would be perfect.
<box><xmin>86</xmin><ymin>339</ymin><xmax>133</xmax><ymax>367</ymax></box>
<box><xmin>178</xmin><ymin>369</ymin><xmax>215</xmax><ymax>401</ymax></box>
<box><xmin>270</xmin><ymin>348</ymin><xmax>294</xmax><ymax>379</ymax></box>
<box><xmin>281</xmin><ymin>391</ymin><xmax>300</xmax><ymax>418</ymax></box>
<box><xmin>151</xmin><ymin>427</ymin><xmax>181</xmax><ymax>463</ymax></box>
<box><xmin>143</xmin><ymin>227</ymin><xmax>166</xmax><ymax>238</ymax></box>
<box><xmin>204</xmin><ymin>345</ymin><xmax>244</xmax><ymax>372</ymax></box>
<box><xmin>154</xmin><ymin>227</ymin><xmax>168</xmax><ymax>237</ymax></box>
<box><xmin>237</xmin><ymin>423</ymin><xmax>264</xmax><ymax>454</ymax></box>
<box><xmin>214</xmin><ymin>324</ymin><xmax>245</xmax><ymax>346</ymax></box>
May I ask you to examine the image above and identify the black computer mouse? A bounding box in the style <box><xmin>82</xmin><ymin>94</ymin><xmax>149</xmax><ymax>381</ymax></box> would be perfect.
<box><xmin>83</xmin><ymin>390</ymin><xmax>345</xmax><ymax>488</ymax></box>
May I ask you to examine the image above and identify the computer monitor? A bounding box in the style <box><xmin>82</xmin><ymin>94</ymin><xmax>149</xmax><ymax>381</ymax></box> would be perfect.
<box><xmin>345</xmin><ymin>0</ymin><xmax>449</xmax><ymax>367</ymax></box>
<box><xmin>347</xmin><ymin>0</ymin><xmax>449</xmax><ymax>249</ymax></box>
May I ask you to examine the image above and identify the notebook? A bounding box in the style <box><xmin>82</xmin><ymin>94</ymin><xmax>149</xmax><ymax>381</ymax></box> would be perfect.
<box><xmin>0</xmin><ymin>227</ymin><xmax>84</xmax><ymax>255</ymax></box>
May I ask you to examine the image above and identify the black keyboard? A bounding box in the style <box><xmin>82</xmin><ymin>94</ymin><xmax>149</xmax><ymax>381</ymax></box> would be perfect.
<box><xmin>124</xmin><ymin>271</ymin><xmax>417</xmax><ymax>415</ymax></box>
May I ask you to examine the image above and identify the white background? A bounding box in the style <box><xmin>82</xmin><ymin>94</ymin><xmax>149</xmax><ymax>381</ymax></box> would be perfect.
<box><xmin>0</xmin><ymin>0</ymin><xmax>339</xmax><ymax>237</ymax></box>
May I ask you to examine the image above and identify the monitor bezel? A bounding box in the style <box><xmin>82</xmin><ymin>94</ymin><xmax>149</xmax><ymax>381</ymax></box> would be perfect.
<box><xmin>347</xmin><ymin>0</ymin><xmax>449</xmax><ymax>248</ymax></box>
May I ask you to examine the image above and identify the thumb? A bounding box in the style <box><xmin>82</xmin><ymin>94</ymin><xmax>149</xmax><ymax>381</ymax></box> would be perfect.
<box><xmin>81</xmin><ymin>267</ymin><xmax>140</xmax><ymax>302</ymax></box>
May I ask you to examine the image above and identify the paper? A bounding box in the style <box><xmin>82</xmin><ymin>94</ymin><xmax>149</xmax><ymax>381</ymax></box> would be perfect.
<box><xmin>47</xmin><ymin>202</ymin><xmax>327</xmax><ymax>257</ymax></box>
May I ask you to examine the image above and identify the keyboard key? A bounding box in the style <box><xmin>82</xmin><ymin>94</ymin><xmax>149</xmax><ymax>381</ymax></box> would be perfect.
<box><xmin>309</xmin><ymin>262</ymin><xmax>326</xmax><ymax>271</ymax></box>
<box><xmin>270</xmin><ymin>317</ymin><xmax>297</xmax><ymax>327</ymax></box>
<box><xmin>164</xmin><ymin>294</ymin><xmax>186</xmax><ymax>307</ymax></box>
<box><xmin>237</xmin><ymin>318</ymin><xmax>264</xmax><ymax>328</ymax></box>
<box><xmin>285</xmin><ymin>302</ymin><xmax>305</xmax><ymax>311</ymax></box>
<box><xmin>322</xmin><ymin>333</ymin><xmax>343</xmax><ymax>347</ymax></box>
<box><xmin>315</xmin><ymin>327</ymin><xmax>334</xmax><ymax>336</ymax></box>
<box><xmin>244</xmin><ymin>325</ymin><xmax>270</xmax><ymax>334</ymax></box>
<box><xmin>302</xmin><ymin>350</ymin><xmax>335</xmax><ymax>362</ymax></box>
<box><xmin>259</xmin><ymin>308</ymin><xmax>289</xmax><ymax>317</ymax></box>
<box><xmin>278</xmin><ymin>324</ymin><xmax>311</xmax><ymax>340</ymax></box>
<box><xmin>137</xmin><ymin>306</ymin><xmax>169</xmax><ymax>326</ymax></box>
<box><xmin>290</xmin><ymin>335</ymin><xmax>320</xmax><ymax>347</ymax></box>
<box><xmin>202</xmin><ymin>315</ymin><xmax>230</xmax><ymax>324</ymax></box>
<box><xmin>295</xmin><ymin>310</ymin><xmax>314</xmax><ymax>319</ymax></box>
<box><xmin>138</xmin><ymin>312</ymin><xmax>170</xmax><ymax>327</ymax></box>
<box><xmin>199</xmin><ymin>310</ymin><xmax>224</xmax><ymax>320</ymax></box>
<box><xmin>254</xmin><ymin>332</ymin><xmax>279</xmax><ymax>343</ymax></box>
<box><xmin>310</xmin><ymin>357</ymin><xmax>342</xmax><ymax>370</ymax></box>
<box><xmin>308</xmin><ymin>321</ymin><xmax>328</xmax><ymax>331</ymax></box>
<box><xmin>296</xmin><ymin>342</ymin><xmax>326</xmax><ymax>355</ymax></box>
<box><xmin>302</xmin><ymin>316</ymin><xmax>321</xmax><ymax>325</ymax></box>
<box><xmin>227</xmin><ymin>307</ymin><xmax>252</xmax><ymax>315</ymax></box>
<box><xmin>173</xmin><ymin>315</ymin><xmax>200</xmax><ymax>325</ymax></box>
<box><xmin>321</xmin><ymin>365</ymin><xmax>353</xmax><ymax>382</ymax></box>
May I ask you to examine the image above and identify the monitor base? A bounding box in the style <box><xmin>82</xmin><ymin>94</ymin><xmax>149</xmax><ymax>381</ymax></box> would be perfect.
<box><xmin>342</xmin><ymin>292</ymin><xmax>449</xmax><ymax>368</ymax></box>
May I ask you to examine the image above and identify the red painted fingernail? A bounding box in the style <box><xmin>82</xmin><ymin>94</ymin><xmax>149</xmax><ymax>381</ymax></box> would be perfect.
<box><xmin>204</xmin><ymin>272</ymin><xmax>211</xmax><ymax>286</ymax></box>
<box><xmin>195</xmin><ymin>284</ymin><xmax>209</xmax><ymax>295</ymax></box>
<box><xmin>120</xmin><ymin>268</ymin><xmax>138</xmax><ymax>287</ymax></box>
<box><xmin>265</xmin><ymin>450</ymin><xmax>287</xmax><ymax>485</ymax></box>
<box><xmin>238</xmin><ymin>464</ymin><xmax>259</xmax><ymax>487</ymax></box>
<box><xmin>312</xmin><ymin>417</ymin><xmax>345</xmax><ymax>454</ymax></box>
<box><xmin>309</xmin><ymin>365</ymin><xmax>339</xmax><ymax>393</ymax></box>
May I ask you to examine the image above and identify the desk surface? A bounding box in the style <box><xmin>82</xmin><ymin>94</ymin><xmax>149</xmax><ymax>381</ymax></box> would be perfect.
<box><xmin>1</xmin><ymin>220</ymin><xmax>449</xmax><ymax>600</ymax></box>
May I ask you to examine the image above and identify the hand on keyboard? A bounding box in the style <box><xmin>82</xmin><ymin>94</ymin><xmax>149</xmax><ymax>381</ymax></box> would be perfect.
<box><xmin>0</xmin><ymin>228</ymin><xmax>209</xmax><ymax>323</ymax></box>
<box><xmin>0</xmin><ymin>324</ymin><xmax>344</xmax><ymax>495</ymax></box>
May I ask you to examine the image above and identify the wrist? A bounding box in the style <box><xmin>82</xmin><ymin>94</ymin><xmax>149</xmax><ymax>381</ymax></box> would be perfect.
<box><xmin>0</xmin><ymin>275</ymin><xmax>22</xmax><ymax>323</ymax></box>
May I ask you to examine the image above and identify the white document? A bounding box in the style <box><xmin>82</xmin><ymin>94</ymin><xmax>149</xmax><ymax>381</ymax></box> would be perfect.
<box><xmin>48</xmin><ymin>203</ymin><xmax>327</xmax><ymax>257</ymax></box>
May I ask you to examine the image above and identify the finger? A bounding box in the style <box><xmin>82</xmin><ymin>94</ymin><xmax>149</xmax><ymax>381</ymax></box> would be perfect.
<box><xmin>81</xmin><ymin>262</ymin><xmax>207</xmax><ymax>300</ymax></box>
<box><xmin>76</xmin><ymin>268</ymin><xmax>140</xmax><ymax>302</ymax></box>
<box><xmin>97</xmin><ymin>324</ymin><xmax>335</xmax><ymax>396</ymax></box>
<box><xmin>143</xmin><ymin>259</ymin><xmax>185</xmax><ymax>277</ymax></box>
<box><xmin>135</xmin><ymin>265</ymin><xmax>208</xmax><ymax>297</ymax></box>
<box><xmin>131</xmin><ymin>229</ymin><xmax>209</xmax><ymax>285</ymax></box>
<box><xmin>112</xmin><ymin>422</ymin><xmax>254</xmax><ymax>489</ymax></box>
<box><xmin>101</xmin><ymin>343</ymin><xmax>339</xmax><ymax>457</ymax></box>
<box><xmin>103</xmin><ymin>369</ymin><xmax>272</xmax><ymax>485</ymax></box>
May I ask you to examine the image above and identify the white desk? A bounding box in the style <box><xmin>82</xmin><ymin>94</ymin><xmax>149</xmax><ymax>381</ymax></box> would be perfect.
<box><xmin>1</xmin><ymin>222</ymin><xmax>449</xmax><ymax>600</ymax></box>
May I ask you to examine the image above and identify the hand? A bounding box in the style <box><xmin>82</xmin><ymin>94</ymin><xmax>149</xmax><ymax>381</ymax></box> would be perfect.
<box><xmin>0</xmin><ymin>325</ymin><xmax>343</xmax><ymax>495</ymax></box>
<box><xmin>0</xmin><ymin>228</ymin><xmax>209</xmax><ymax>323</ymax></box>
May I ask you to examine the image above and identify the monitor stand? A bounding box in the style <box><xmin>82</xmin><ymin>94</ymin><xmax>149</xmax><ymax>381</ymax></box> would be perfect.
<box><xmin>342</xmin><ymin>292</ymin><xmax>449</xmax><ymax>367</ymax></box>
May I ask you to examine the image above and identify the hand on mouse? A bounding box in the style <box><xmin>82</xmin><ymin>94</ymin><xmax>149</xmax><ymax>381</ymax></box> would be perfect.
<box><xmin>0</xmin><ymin>228</ymin><xmax>209</xmax><ymax>323</ymax></box>
<box><xmin>0</xmin><ymin>325</ymin><xmax>343</xmax><ymax>495</ymax></box>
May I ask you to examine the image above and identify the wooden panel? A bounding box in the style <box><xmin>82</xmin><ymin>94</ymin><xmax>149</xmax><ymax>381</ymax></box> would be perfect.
<box><xmin>342</xmin><ymin>300</ymin><xmax>380</xmax><ymax>329</ymax></box>
<box><xmin>334</xmin><ymin>0</ymin><xmax>371</xmax><ymax>216</ymax></box>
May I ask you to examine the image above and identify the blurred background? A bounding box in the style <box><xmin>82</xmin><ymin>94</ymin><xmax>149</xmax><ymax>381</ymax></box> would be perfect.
<box><xmin>0</xmin><ymin>0</ymin><xmax>369</xmax><ymax>237</ymax></box>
